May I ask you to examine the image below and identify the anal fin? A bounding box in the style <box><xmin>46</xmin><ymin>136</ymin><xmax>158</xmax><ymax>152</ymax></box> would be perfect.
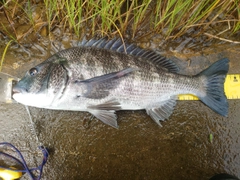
<box><xmin>146</xmin><ymin>96</ymin><xmax>177</xmax><ymax>126</ymax></box>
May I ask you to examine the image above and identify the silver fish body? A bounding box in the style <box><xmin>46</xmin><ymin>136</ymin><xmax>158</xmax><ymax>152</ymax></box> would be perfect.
<box><xmin>13</xmin><ymin>38</ymin><xmax>229</xmax><ymax>128</ymax></box>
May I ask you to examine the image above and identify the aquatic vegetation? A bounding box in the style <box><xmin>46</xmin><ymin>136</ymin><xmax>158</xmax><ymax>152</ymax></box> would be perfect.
<box><xmin>0</xmin><ymin>0</ymin><xmax>239</xmax><ymax>42</ymax></box>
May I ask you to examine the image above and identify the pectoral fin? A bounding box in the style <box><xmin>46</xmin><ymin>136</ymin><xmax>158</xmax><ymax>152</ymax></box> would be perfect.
<box><xmin>146</xmin><ymin>96</ymin><xmax>177</xmax><ymax>126</ymax></box>
<box><xmin>76</xmin><ymin>67</ymin><xmax>135</xmax><ymax>99</ymax></box>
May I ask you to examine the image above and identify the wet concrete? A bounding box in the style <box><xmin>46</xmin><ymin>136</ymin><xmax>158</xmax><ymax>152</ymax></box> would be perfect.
<box><xmin>0</xmin><ymin>34</ymin><xmax>240</xmax><ymax>179</ymax></box>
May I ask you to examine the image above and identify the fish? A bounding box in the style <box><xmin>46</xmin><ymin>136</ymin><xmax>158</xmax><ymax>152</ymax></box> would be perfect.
<box><xmin>12</xmin><ymin>38</ymin><xmax>229</xmax><ymax>128</ymax></box>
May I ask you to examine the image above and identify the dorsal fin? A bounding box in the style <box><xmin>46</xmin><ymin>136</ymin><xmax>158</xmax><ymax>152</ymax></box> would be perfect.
<box><xmin>78</xmin><ymin>37</ymin><xmax>179</xmax><ymax>73</ymax></box>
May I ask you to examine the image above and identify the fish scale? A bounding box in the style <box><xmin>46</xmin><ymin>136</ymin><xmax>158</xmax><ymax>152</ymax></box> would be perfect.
<box><xmin>13</xmin><ymin>38</ymin><xmax>229</xmax><ymax>128</ymax></box>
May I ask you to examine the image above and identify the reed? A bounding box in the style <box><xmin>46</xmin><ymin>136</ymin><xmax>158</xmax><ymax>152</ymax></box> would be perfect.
<box><xmin>0</xmin><ymin>0</ymin><xmax>239</xmax><ymax>41</ymax></box>
<box><xmin>0</xmin><ymin>40</ymin><xmax>13</xmax><ymax>72</ymax></box>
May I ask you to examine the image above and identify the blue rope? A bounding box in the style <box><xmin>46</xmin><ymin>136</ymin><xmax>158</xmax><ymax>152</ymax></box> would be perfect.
<box><xmin>0</xmin><ymin>142</ymin><xmax>48</xmax><ymax>180</ymax></box>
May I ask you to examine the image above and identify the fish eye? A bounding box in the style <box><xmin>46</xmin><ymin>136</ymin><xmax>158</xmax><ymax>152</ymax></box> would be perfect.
<box><xmin>29</xmin><ymin>68</ymin><xmax>38</xmax><ymax>76</ymax></box>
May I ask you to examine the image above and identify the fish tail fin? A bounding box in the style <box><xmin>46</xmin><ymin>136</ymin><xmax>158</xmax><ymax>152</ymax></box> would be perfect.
<box><xmin>197</xmin><ymin>58</ymin><xmax>229</xmax><ymax>116</ymax></box>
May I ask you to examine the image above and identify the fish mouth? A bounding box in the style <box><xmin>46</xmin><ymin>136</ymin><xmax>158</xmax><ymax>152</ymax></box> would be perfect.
<box><xmin>12</xmin><ymin>89</ymin><xmax>20</xmax><ymax>94</ymax></box>
<box><xmin>12</xmin><ymin>86</ymin><xmax>24</xmax><ymax>95</ymax></box>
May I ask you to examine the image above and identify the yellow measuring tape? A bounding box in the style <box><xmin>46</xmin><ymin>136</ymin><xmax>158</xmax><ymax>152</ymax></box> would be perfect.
<box><xmin>178</xmin><ymin>74</ymin><xmax>240</xmax><ymax>100</ymax></box>
<box><xmin>0</xmin><ymin>167</ymin><xmax>22</xmax><ymax>180</ymax></box>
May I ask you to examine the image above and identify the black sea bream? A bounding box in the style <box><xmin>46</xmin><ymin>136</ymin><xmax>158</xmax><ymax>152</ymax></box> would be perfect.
<box><xmin>13</xmin><ymin>38</ymin><xmax>229</xmax><ymax>128</ymax></box>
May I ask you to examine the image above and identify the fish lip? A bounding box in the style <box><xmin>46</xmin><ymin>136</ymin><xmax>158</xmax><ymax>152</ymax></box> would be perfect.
<box><xmin>12</xmin><ymin>89</ymin><xmax>20</xmax><ymax>94</ymax></box>
<box><xmin>12</xmin><ymin>86</ymin><xmax>25</xmax><ymax>94</ymax></box>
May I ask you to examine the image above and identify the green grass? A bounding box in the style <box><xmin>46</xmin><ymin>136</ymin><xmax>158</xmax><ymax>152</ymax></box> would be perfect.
<box><xmin>0</xmin><ymin>0</ymin><xmax>240</xmax><ymax>42</ymax></box>
<box><xmin>152</xmin><ymin>0</ymin><xmax>240</xmax><ymax>38</ymax></box>
<box><xmin>0</xmin><ymin>40</ymin><xmax>13</xmax><ymax>72</ymax></box>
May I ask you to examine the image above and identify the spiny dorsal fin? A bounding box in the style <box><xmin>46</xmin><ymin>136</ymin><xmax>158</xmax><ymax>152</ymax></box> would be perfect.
<box><xmin>78</xmin><ymin>37</ymin><xmax>179</xmax><ymax>73</ymax></box>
